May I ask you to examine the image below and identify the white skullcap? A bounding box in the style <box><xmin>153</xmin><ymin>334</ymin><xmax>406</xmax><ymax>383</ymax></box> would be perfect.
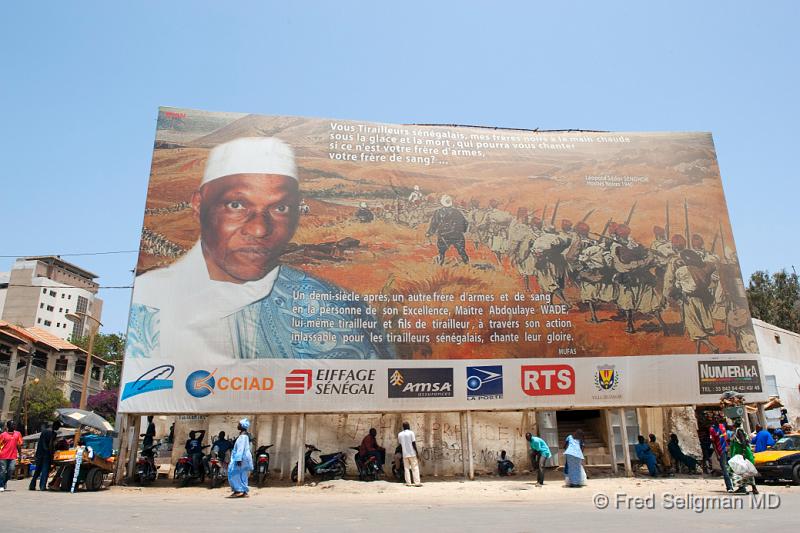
<box><xmin>239</xmin><ymin>418</ymin><xmax>251</xmax><ymax>430</ymax></box>
<box><xmin>202</xmin><ymin>137</ymin><xmax>297</xmax><ymax>185</ymax></box>
<box><xmin>440</xmin><ymin>194</ymin><xmax>453</xmax><ymax>207</ymax></box>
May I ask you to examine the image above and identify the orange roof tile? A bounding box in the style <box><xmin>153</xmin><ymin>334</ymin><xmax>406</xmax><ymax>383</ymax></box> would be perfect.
<box><xmin>26</xmin><ymin>326</ymin><xmax>80</xmax><ymax>350</ymax></box>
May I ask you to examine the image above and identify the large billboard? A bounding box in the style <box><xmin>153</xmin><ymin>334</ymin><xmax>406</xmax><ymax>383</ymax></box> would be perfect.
<box><xmin>118</xmin><ymin>108</ymin><xmax>764</xmax><ymax>413</ymax></box>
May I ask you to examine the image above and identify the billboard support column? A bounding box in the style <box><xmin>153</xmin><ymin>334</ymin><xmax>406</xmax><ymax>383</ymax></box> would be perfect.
<box><xmin>295</xmin><ymin>414</ymin><xmax>306</xmax><ymax>485</ymax></box>
<box><xmin>757</xmin><ymin>403</ymin><xmax>767</xmax><ymax>428</ymax></box>
<box><xmin>604</xmin><ymin>409</ymin><xmax>618</xmax><ymax>475</ymax></box>
<box><xmin>459</xmin><ymin>412</ymin><xmax>468</xmax><ymax>479</ymax></box>
<box><xmin>466</xmin><ymin>411</ymin><xmax>474</xmax><ymax>480</ymax></box>
<box><xmin>126</xmin><ymin>415</ymin><xmax>138</xmax><ymax>482</ymax></box>
<box><xmin>617</xmin><ymin>408</ymin><xmax>632</xmax><ymax>477</ymax></box>
<box><xmin>275</xmin><ymin>415</ymin><xmax>286</xmax><ymax>480</ymax></box>
<box><xmin>113</xmin><ymin>414</ymin><xmax>130</xmax><ymax>485</ymax></box>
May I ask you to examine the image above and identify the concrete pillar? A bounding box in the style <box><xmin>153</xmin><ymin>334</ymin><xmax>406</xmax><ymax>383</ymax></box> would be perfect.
<box><xmin>459</xmin><ymin>412</ymin><xmax>468</xmax><ymax>479</ymax></box>
<box><xmin>757</xmin><ymin>404</ymin><xmax>768</xmax><ymax>428</ymax></box>
<box><xmin>604</xmin><ymin>409</ymin><xmax>618</xmax><ymax>474</ymax></box>
<box><xmin>618</xmin><ymin>408</ymin><xmax>633</xmax><ymax>477</ymax></box>
<box><xmin>466</xmin><ymin>410</ymin><xmax>474</xmax><ymax>480</ymax></box>
<box><xmin>295</xmin><ymin>414</ymin><xmax>306</xmax><ymax>484</ymax></box>
<box><xmin>275</xmin><ymin>415</ymin><xmax>286</xmax><ymax>479</ymax></box>
<box><xmin>45</xmin><ymin>349</ymin><xmax>58</xmax><ymax>373</ymax></box>
<box><xmin>126</xmin><ymin>414</ymin><xmax>138</xmax><ymax>482</ymax></box>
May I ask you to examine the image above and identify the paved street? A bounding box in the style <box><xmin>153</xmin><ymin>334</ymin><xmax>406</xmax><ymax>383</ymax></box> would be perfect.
<box><xmin>1</xmin><ymin>476</ymin><xmax>797</xmax><ymax>532</ymax></box>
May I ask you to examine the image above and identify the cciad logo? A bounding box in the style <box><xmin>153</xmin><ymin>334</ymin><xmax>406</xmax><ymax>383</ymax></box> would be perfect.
<box><xmin>185</xmin><ymin>369</ymin><xmax>274</xmax><ymax>398</ymax></box>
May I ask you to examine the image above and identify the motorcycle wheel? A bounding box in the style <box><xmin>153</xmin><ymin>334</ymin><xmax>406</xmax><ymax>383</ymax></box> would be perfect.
<box><xmin>257</xmin><ymin>470</ymin><xmax>267</xmax><ymax>488</ymax></box>
<box><xmin>290</xmin><ymin>464</ymin><xmax>299</xmax><ymax>483</ymax></box>
<box><xmin>210</xmin><ymin>467</ymin><xmax>220</xmax><ymax>489</ymax></box>
<box><xmin>330</xmin><ymin>460</ymin><xmax>346</xmax><ymax>480</ymax></box>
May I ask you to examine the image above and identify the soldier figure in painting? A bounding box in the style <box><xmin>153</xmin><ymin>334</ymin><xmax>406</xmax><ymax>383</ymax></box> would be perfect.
<box><xmin>480</xmin><ymin>199</ymin><xmax>513</xmax><ymax>264</ymax></box>
<box><xmin>609</xmin><ymin>224</ymin><xmax>667</xmax><ymax>334</ymax></box>
<box><xmin>663</xmin><ymin>235</ymin><xmax>720</xmax><ymax>353</ymax></box>
<box><xmin>426</xmin><ymin>194</ymin><xmax>470</xmax><ymax>265</ymax></box>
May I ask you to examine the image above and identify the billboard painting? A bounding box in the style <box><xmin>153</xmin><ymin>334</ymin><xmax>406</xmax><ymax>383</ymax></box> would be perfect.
<box><xmin>119</xmin><ymin>108</ymin><xmax>763</xmax><ymax>413</ymax></box>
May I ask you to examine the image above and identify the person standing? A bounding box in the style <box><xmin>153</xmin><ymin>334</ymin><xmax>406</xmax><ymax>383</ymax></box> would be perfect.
<box><xmin>750</xmin><ymin>425</ymin><xmax>775</xmax><ymax>453</ymax></box>
<box><xmin>525</xmin><ymin>432</ymin><xmax>551</xmax><ymax>486</ymax></box>
<box><xmin>228</xmin><ymin>419</ymin><xmax>253</xmax><ymax>498</ymax></box>
<box><xmin>0</xmin><ymin>421</ymin><xmax>23</xmax><ymax>492</ymax></box>
<box><xmin>563</xmin><ymin>430</ymin><xmax>585</xmax><ymax>487</ymax></box>
<box><xmin>398</xmin><ymin>422</ymin><xmax>422</xmax><ymax>487</ymax></box>
<box><xmin>729</xmin><ymin>420</ymin><xmax>758</xmax><ymax>494</ymax></box>
<box><xmin>29</xmin><ymin>421</ymin><xmax>61</xmax><ymax>491</ymax></box>
<box><xmin>709</xmin><ymin>418</ymin><xmax>733</xmax><ymax>492</ymax></box>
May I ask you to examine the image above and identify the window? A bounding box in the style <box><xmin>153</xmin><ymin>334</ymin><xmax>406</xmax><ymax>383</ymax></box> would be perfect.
<box><xmin>63</xmin><ymin>324</ymin><xmax>67</xmax><ymax>329</ymax></box>
<box><xmin>68</xmin><ymin>295</ymin><xmax>72</xmax><ymax>300</ymax></box>
<box><xmin>49</xmin><ymin>290</ymin><xmax>56</xmax><ymax>297</ymax></box>
<box><xmin>42</xmin><ymin>288</ymin><xmax>47</xmax><ymax>294</ymax></box>
<box><xmin>37</xmin><ymin>318</ymin><xmax>42</xmax><ymax>324</ymax></box>
<box><xmin>765</xmin><ymin>375</ymin><xmax>779</xmax><ymax>397</ymax></box>
<box><xmin>59</xmin><ymin>308</ymin><xmax>63</xmax><ymax>313</ymax></box>
<box><xmin>774</xmin><ymin>335</ymin><xmax>782</xmax><ymax>344</ymax></box>
<box><xmin>44</xmin><ymin>320</ymin><xmax>52</xmax><ymax>326</ymax></box>
<box><xmin>56</xmin><ymin>322</ymin><xmax>60</xmax><ymax>328</ymax></box>
<box><xmin>40</xmin><ymin>303</ymin><xmax>44</xmax><ymax>309</ymax></box>
<box><xmin>47</xmin><ymin>305</ymin><xmax>54</xmax><ymax>312</ymax></box>
<box><xmin>61</xmin><ymin>294</ymin><xmax>65</xmax><ymax>299</ymax></box>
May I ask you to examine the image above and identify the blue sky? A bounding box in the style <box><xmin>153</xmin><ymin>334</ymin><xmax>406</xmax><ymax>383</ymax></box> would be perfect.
<box><xmin>1</xmin><ymin>1</ymin><xmax>797</xmax><ymax>335</ymax></box>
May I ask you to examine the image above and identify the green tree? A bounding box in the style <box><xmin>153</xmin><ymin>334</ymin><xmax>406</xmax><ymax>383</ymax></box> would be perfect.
<box><xmin>746</xmin><ymin>268</ymin><xmax>800</xmax><ymax>333</ymax></box>
<box><xmin>10</xmin><ymin>375</ymin><xmax>70</xmax><ymax>434</ymax></box>
<box><xmin>71</xmin><ymin>332</ymin><xmax>125</xmax><ymax>391</ymax></box>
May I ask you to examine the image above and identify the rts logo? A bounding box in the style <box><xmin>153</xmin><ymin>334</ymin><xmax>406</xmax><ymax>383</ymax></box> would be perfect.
<box><xmin>466</xmin><ymin>366</ymin><xmax>503</xmax><ymax>400</ymax></box>
<box><xmin>286</xmin><ymin>369</ymin><xmax>313</xmax><ymax>394</ymax></box>
<box><xmin>186</xmin><ymin>369</ymin><xmax>216</xmax><ymax>398</ymax></box>
<box><xmin>521</xmin><ymin>365</ymin><xmax>575</xmax><ymax>396</ymax></box>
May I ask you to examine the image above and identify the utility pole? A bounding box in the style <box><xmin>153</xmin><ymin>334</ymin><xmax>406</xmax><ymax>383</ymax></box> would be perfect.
<box><xmin>12</xmin><ymin>343</ymin><xmax>34</xmax><ymax>432</ymax></box>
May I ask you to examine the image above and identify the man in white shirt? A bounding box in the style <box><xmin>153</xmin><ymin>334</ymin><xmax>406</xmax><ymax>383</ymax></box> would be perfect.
<box><xmin>128</xmin><ymin>137</ymin><xmax>394</xmax><ymax>360</ymax></box>
<box><xmin>397</xmin><ymin>422</ymin><xmax>422</xmax><ymax>487</ymax></box>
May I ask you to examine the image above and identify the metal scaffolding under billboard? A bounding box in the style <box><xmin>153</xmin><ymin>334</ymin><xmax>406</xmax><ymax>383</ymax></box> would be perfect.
<box><xmin>118</xmin><ymin>108</ymin><xmax>765</xmax><ymax>414</ymax></box>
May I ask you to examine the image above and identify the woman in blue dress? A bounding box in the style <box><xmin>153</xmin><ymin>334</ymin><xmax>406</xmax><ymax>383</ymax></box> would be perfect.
<box><xmin>228</xmin><ymin>419</ymin><xmax>254</xmax><ymax>498</ymax></box>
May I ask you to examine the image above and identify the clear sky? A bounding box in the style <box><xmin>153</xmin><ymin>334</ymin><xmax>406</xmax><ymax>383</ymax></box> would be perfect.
<box><xmin>1</xmin><ymin>1</ymin><xmax>797</xmax><ymax>335</ymax></box>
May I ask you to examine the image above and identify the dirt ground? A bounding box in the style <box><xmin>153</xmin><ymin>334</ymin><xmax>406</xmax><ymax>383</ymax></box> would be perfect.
<box><xmin>4</xmin><ymin>474</ymin><xmax>797</xmax><ymax>532</ymax></box>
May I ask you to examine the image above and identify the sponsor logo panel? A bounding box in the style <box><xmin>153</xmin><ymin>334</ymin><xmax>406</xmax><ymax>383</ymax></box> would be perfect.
<box><xmin>466</xmin><ymin>365</ymin><xmax>503</xmax><ymax>400</ymax></box>
<box><xmin>186</xmin><ymin>369</ymin><xmax>274</xmax><ymax>398</ymax></box>
<box><xmin>520</xmin><ymin>365</ymin><xmax>575</xmax><ymax>396</ymax></box>
<box><xmin>284</xmin><ymin>368</ymin><xmax>376</xmax><ymax>395</ymax></box>
<box><xmin>698</xmin><ymin>360</ymin><xmax>762</xmax><ymax>394</ymax></box>
<box><xmin>592</xmin><ymin>364</ymin><xmax>622</xmax><ymax>399</ymax></box>
<box><xmin>388</xmin><ymin>368</ymin><xmax>453</xmax><ymax>398</ymax></box>
<box><xmin>121</xmin><ymin>364</ymin><xmax>174</xmax><ymax>400</ymax></box>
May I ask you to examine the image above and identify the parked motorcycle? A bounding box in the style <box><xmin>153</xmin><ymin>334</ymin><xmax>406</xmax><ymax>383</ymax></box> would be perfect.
<box><xmin>135</xmin><ymin>443</ymin><xmax>159</xmax><ymax>485</ymax></box>
<box><xmin>206</xmin><ymin>449</ymin><xmax>227</xmax><ymax>489</ymax></box>
<box><xmin>291</xmin><ymin>444</ymin><xmax>346</xmax><ymax>482</ymax></box>
<box><xmin>255</xmin><ymin>444</ymin><xmax>273</xmax><ymax>487</ymax></box>
<box><xmin>350</xmin><ymin>446</ymin><xmax>383</xmax><ymax>481</ymax></box>
<box><xmin>174</xmin><ymin>445</ymin><xmax>209</xmax><ymax>487</ymax></box>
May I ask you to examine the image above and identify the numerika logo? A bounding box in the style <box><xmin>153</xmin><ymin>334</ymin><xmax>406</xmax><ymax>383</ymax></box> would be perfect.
<box><xmin>466</xmin><ymin>366</ymin><xmax>503</xmax><ymax>400</ymax></box>
<box><xmin>285</xmin><ymin>369</ymin><xmax>313</xmax><ymax>394</ymax></box>
<box><xmin>388</xmin><ymin>368</ymin><xmax>453</xmax><ymax>398</ymax></box>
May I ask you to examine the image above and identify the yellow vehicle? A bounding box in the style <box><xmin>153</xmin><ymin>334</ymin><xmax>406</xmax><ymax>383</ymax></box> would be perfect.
<box><xmin>753</xmin><ymin>433</ymin><xmax>800</xmax><ymax>484</ymax></box>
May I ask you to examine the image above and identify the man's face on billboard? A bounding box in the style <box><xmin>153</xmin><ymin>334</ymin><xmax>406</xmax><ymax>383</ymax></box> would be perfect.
<box><xmin>192</xmin><ymin>173</ymin><xmax>300</xmax><ymax>283</ymax></box>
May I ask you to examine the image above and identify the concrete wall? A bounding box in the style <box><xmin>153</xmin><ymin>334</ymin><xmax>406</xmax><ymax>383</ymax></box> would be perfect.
<box><xmin>754</xmin><ymin>319</ymin><xmax>800</xmax><ymax>428</ymax></box>
<box><xmin>157</xmin><ymin>412</ymin><xmax>539</xmax><ymax>478</ymax></box>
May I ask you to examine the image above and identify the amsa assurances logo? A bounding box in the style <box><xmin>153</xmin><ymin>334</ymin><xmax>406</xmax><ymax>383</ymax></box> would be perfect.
<box><xmin>388</xmin><ymin>368</ymin><xmax>453</xmax><ymax>398</ymax></box>
<box><xmin>466</xmin><ymin>366</ymin><xmax>503</xmax><ymax>400</ymax></box>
